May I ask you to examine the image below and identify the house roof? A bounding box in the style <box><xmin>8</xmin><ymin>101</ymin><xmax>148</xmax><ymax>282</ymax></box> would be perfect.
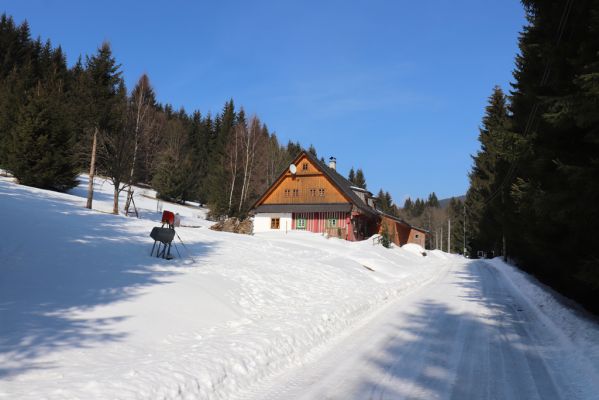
<box><xmin>380</xmin><ymin>212</ymin><xmax>429</xmax><ymax>233</ymax></box>
<box><xmin>252</xmin><ymin>150</ymin><xmax>378</xmax><ymax>217</ymax></box>
<box><xmin>300</xmin><ymin>151</ymin><xmax>378</xmax><ymax>217</ymax></box>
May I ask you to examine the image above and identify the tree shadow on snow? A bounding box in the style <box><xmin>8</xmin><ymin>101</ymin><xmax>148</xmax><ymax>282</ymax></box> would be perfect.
<box><xmin>0</xmin><ymin>182</ymin><xmax>217</xmax><ymax>379</ymax></box>
<box><xmin>348</xmin><ymin>261</ymin><xmax>563</xmax><ymax>400</ymax></box>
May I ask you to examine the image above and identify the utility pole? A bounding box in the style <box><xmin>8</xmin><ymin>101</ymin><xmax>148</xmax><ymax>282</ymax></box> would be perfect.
<box><xmin>448</xmin><ymin>219</ymin><xmax>451</xmax><ymax>253</ymax></box>
<box><xmin>440</xmin><ymin>226</ymin><xmax>443</xmax><ymax>253</ymax></box>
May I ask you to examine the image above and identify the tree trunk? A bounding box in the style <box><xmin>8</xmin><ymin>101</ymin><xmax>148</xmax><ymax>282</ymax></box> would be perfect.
<box><xmin>86</xmin><ymin>128</ymin><xmax>98</xmax><ymax>209</ymax></box>
<box><xmin>126</xmin><ymin>81</ymin><xmax>145</xmax><ymax>215</ymax></box>
<box><xmin>228</xmin><ymin>128</ymin><xmax>239</xmax><ymax>213</ymax></box>
<box><xmin>113</xmin><ymin>182</ymin><xmax>120</xmax><ymax>214</ymax></box>
<box><xmin>239</xmin><ymin>133</ymin><xmax>251</xmax><ymax>212</ymax></box>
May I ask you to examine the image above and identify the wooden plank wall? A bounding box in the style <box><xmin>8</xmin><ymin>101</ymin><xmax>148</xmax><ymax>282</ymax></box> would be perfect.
<box><xmin>261</xmin><ymin>156</ymin><xmax>350</xmax><ymax>205</ymax></box>
<box><xmin>292</xmin><ymin>212</ymin><xmax>350</xmax><ymax>237</ymax></box>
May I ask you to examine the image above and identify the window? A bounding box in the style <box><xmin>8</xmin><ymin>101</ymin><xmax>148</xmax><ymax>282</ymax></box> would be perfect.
<box><xmin>292</xmin><ymin>189</ymin><xmax>300</xmax><ymax>197</ymax></box>
<box><xmin>310</xmin><ymin>188</ymin><xmax>317</xmax><ymax>197</ymax></box>
<box><xmin>415</xmin><ymin>234</ymin><xmax>420</xmax><ymax>238</ymax></box>
<box><xmin>302</xmin><ymin>163</ymin><xmax>309</xmax><ymax>171</ymax></box>
<box><xmin>284</xmin><ymin>189</ymin><xmax>290</xmax><ymax>197</ymax></box>
<box><xmin>271</xmin><ymin>218</ymin><xmax>280</xmax><ymax>229</ymax></box>
<box><xmin>319</xmin><ymin>188</ymin><xmax>325</xmax><ymax>197</ymax></box>
<box><xmin>327</xmin><ymin>218</ymin><xmax>337</xmax><ymax>228</ymax></box>
<box><xmin>296</xmin><ymin>218</ymin><xmax>306</xmax><ymax>229</ymax></box>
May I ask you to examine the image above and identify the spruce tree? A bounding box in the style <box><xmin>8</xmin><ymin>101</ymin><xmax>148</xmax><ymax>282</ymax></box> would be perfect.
<box><xmin>403</xmin><ymin>197</ymin><xmax>413</xmax><ymax>214</ymax></box>
<box><xmin>348</xmin><ymin>167</ymin><xmax>356</xmax><ymax>184</ymax></box>
<box><xmin>466</xmin><ymin>86</ymin><xmax>513</xmax><ymax>256</ymax></box>
<box><xmin>427</xmin><ymin>192</ymin><xmax>440</xmax><ymax>208</ymax></box>
<box><xmin>206</xmin><ymin>100</ymin><xmax>236</xmax><ymax>217</ymax></box>
<box><xmin>466</xmin><ymin>0</ymin><xmax>599</xmax><ymax>311</ymax></box>
<box><xmin>8</xmin><ymin>82</ymin><xmax>77</xmax><ymax>190</ymax></box>
<box><xmin>83</xmin><ymin>42</ymin><xmax>124</xmax><ymax>210</ymax></box>
<box><xmin>376</xmin><ymin>189</ymin><xmax>386</xmax><ymax>212</ymax></box>
<box><xmin>354</xmin><ymin>168</ymin><xmax>367</xmax><ymax>189</ymax></box>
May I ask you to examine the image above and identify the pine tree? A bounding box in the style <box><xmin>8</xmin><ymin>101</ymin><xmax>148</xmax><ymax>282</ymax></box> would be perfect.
<box><xmin>152</xmin><ymin>112</ymin><xmax>197</xmax><ymax>203</ymax></box>
<box><xmin>466</xmin><ymin>1</ymin><xmax>599</xmax><ymax>312</ymax></box>
<box><xmin>466</xmin><ymin>86</ymin><xmax>513</xmax><ymax>256</ymax></box>
<box><xmin>286</xmin><ymin>141</ymin><xmax>301</xmax><ymax>158</ymax></box>
<box><xmin>385</xmin><ymin>191</ymin><xmax>393</xmax><ymax>213</ymax></box>
<box><xmin>376</xmin><ymin>189</ymin><xmax>386</xmax><ymax>212</ymax></box>
<box><xmin>348</xmin><ymin>167</ymin><xmax>356</xmax><ymax>184</ymax></box>
<box><xmin>427</xmin><ymin>192</ymin><xmax>440</xmax><ymax>208</ymax></box>
<box><xmin>354</xmin><ymin>168</ymin><xmax>367</xmax><ymax>189</ymax></box>
<box><xmin>206</xmin><ymin>100</ymin><xmax>236</xmax><ymax>217</ymax></box>
<box><xmin>403</xmin><ymin>197</ymin><xmax>413</xmax><ymax>214</ymax></box>
<box><xmin>447</xmin><ymin>197</ymin><xmax>465</xmax><ymax>254</ymax></box>
<box><xmin>1</xmin><ymin>22</ymin><xmax>77</xmax><ymax>191</ymax></box>
<box><xmin>7</xmin><ymin>82</ymin><xmax>77</xmax><ymax>190</ymax></box>
<box><xmin>188</xmin><ymin>110</ymin><xmax>209</xmax><ymax>204</ymax></box>
<box><xmin>0</xmin><ymin>15</ymin><xmax>34</xmax><ymax>168</ymax></box>
<box><xmin>83</xmin><ymin>42</ymin><xmax>125</xmax><ymax>210</ymax></box>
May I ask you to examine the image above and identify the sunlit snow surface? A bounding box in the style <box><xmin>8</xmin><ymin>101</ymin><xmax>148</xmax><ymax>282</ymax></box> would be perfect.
<box><xmin>0</xmin><ymin>175</ymin><xmax>453</xmax><ymax>399</ymax></box>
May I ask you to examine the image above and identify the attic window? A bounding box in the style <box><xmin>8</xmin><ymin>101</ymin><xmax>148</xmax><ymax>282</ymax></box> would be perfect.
<box><xmin>292</xmin><ymin>189</ymin><xmax>300</xmax><ymax>197</ymax></box>
<box><xmin>302</xmin><ymin>163</ymin><xmax>309</xmax><ymax>171</ymax></box>
<box><xmin>284</xmin><ymin>189</ymin><xmax>290</xmax><ymax>197</ymax></box>
<box><xmin>415</xmin><ymin>234</ymin><xmax>420</xmax><ymax>238</ymax></box>
<box><xmin>310</xmin><ymin>188</ymin><xmax>316</xmax><ymax>196</ymax></box>
<box><xmin>319</xmin><ymin>188</ymin><xmax>325</xmax><ymax>197</ymax></box>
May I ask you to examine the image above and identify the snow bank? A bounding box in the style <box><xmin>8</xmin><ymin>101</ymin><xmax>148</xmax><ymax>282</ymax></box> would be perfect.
<box><xmin>0</xmin><ymin>176</ymin><xmax>452</xmax><ymax>399</ymax></box>
<box><xmin>484</xmin><ymin>257</ymin><xmax>599</xmax><ymax>378</ymax></box>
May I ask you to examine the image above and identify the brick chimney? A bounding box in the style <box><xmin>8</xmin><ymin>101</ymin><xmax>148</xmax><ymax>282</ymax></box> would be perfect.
<box><xmin>328</xmin><ymin>156</ymin><xmax>337</xmax><ymax>170</ymax></box>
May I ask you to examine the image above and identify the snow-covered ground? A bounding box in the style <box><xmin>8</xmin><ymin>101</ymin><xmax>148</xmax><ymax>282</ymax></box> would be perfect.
<box><xmin>0</xmin><ymin>176</ymin><xmax>454</xmax><ymax>399</ymax></box>
<box><xmin>485</xmin><ymin>257</ymin><xmax>599</xmax><ymax>373</ymax></box>
<box><xmin>248</xmin><ymin>259</ymin><xmax>599</xmax><ymax>400</ymax></box>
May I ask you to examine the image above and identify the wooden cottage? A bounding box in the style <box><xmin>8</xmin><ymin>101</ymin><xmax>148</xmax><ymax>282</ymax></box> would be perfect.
<box><xmin>378</xmin><ymin>214</ymin><xmax>427</xmax><ymax>248</ymax></box>
<box><xmin>252</xmin><ymin>151</ymin><xmax>427</xmax><ymax>247</ymax></box>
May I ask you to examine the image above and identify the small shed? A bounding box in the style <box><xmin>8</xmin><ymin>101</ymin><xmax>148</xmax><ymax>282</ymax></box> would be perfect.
<box><xmin>378</xmin><ymin>214</ymin><xmax>427</xmax><ymax>247</ymax></box>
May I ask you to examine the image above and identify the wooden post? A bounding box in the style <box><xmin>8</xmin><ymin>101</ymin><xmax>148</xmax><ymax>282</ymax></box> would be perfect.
<box><xmin>85</xmin><ymin>128</ymin><xmax>97</xmax><ymax>210</ymax></box>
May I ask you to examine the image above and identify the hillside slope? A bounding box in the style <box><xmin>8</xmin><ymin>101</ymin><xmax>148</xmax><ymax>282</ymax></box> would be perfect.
<box><xmin>0</xmin><ymin>176</ymin><xmax>455</xmax><ymax>399</ymax></box>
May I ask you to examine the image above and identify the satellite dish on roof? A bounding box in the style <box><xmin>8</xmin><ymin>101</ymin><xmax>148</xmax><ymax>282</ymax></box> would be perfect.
<box><xmin>289</xmin><ymin>164</ymin><xmax>297</xmax><ymax>174</ymax></box>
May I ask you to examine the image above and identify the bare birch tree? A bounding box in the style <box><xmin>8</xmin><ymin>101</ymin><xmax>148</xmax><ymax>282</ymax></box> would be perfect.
<box><xmin>124</xmin><ymin>74</ymin><xmax>156</xmax><ymax>214</ymax></box>
<box><xmin>238</xmin><ymin>116</ymin><xmax>262</xmax><ymax>212</ymax></box>
<box><xmin>226</xmin><ymin>122</ymin><xmax>242</xmax><ymax>213</ymax></box>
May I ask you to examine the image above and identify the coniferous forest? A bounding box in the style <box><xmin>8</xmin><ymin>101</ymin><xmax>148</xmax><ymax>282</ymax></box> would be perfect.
<box><xmin>0</xmin><ymin>14</ymin><xmax>302</xmax><ymax>218</ymax></box>
<box><xmin>465</xmin><ymin>0</ymin><xmax>599</xmax><ymax>313</ymax></box>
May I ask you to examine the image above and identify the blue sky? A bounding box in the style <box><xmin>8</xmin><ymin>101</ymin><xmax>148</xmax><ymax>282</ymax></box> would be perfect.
<box><xmin>4</xmin><ymin>1</ymin><xmax>526</xmax><ymax>202</ymax></box>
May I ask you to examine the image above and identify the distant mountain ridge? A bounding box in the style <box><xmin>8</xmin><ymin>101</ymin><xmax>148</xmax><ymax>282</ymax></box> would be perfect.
<box><xmin>438</xmin><ymin>195</ymin><xmax>465</xmax><ymax>208</ymax></box>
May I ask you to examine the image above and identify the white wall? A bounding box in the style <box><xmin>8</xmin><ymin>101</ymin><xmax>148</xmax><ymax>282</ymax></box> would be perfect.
<box><xmin>254</xmin><ymin>213</ymin><xmax>292</xmax><ymax>233</ymax></box>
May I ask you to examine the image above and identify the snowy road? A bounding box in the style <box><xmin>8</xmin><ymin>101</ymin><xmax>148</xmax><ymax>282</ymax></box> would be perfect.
<box><xmin>247</xmin><ymin>260</ymin><xmax>599</xmax><ymax>400</ymax></box>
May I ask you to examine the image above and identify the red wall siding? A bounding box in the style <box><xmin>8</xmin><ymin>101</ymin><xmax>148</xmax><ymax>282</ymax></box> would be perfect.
<box><xmin>292</xmin><ymin>212</ymin><xmax>350</xmax><ymax>239</ymax></box>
